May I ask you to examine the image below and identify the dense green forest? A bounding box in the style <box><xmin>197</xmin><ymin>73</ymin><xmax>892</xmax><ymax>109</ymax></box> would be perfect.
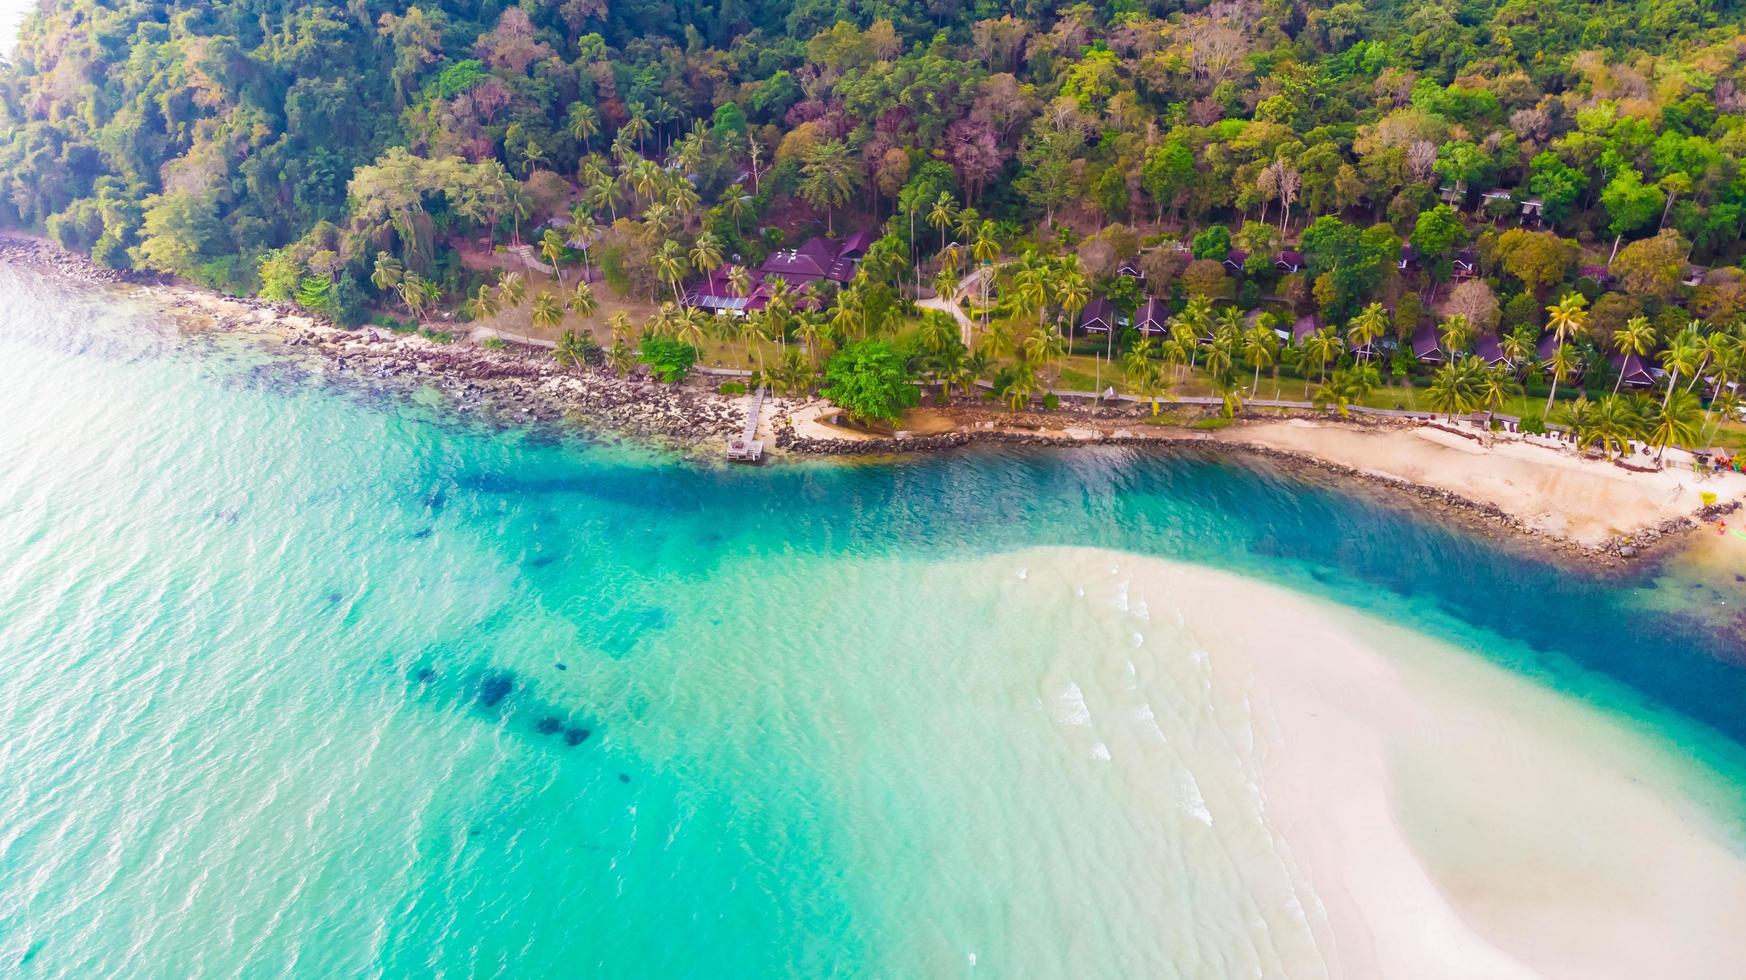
<box><xmin>5</xmin><ymin>0</ymin><xmax>1746</xmax><ymax>443</ymax></box>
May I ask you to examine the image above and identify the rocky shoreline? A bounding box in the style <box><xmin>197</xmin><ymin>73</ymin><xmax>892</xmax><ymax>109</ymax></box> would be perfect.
<box><xmin>3</xmin><ymin>234</ymin><xmax>1726</xmax><ymax>569</ymax></box>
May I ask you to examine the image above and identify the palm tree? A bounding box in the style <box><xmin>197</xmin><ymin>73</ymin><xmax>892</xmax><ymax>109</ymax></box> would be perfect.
<box><xmin>465</xmin><ymin>285</ymin><xmax>499</xmax><ymax>322</ymax></box>
<box><xmin>567</xmin><ymin>281</ymin><xmax>598</xmax><ymax>320</ymax></box>
<box><xmin>654</xmin><ymin>241</ymin><xmax>687</xmax><ymax>305</ymax></box>
<box><xmin>982</xmin><ymin>320</ymin><xmax>1016</xmax><ymax>360</ymax></box>
<box><xmin>553</xmin><ymin>329</ymin><xmax>590</xmax><ymax>369</ymax></box>
<box><xmin>727</xmin><ymin>265</ymin><xmax>753</xmax><ymax>305</ymax></box>
<box><xmin>1242</xmin><ymin>324</ymin><xmax>1278</xmax><ymax>398</ymax></box>
<box><xmin>1426</xmin><ymin>357</ymin><xmax>1484</xmax><ymax>420</ymax></box>
<box><xmin>971</xmin><ymin>222</ymin><xmax>999</xmax><ymax>326</ymax></box>
<box><xmin>676</xmin><ymin>308</ymin><xmax>708</xmax><ymax>350</ymax></box>
<box><xmin>1557</xmin><ymin>397</ymin><xmax>1597</xmax><ymax>449</ymax></box>
<box><xmin>531</xmin><ymin>291</ymin><xmax>563</xmax><ymax>333</ymax></box>
<box><xmin>1544</xmin><ymin>291</ymin><xmax>1588</xmax><ymax>348</ymax></box>
<box><xmin>606</xmin><ymin>338</ymin><xmax>636</xmax><ymax>377</ymax></box>
<box><xmin>1659</xmin><ymin>338</ymin><xmax>1699</xmax><ymax>409</ymax></box>
<box><xmin>1500</xmin><ymin>326</ymin><xmax>1534</xmax><ymax>378</ymax></box>
<box><xmin>1136</xmin><ymin>363</ymin><xmax>1172</xmax><ymax>416</ymax></box>
<box><xmin>799</xmin><ymin>139</ymin><xmax>857</xmax><ymax>233</ymax></box>
<box><xmin>1004</xmin><ymin>363</ymin><xmax>1038</xmax><ymax>412</ymax></box>
<box><xmin>1544</xmin><ymin>341</ymin><xmax>1575</xmax><ymax>415</ymax></box>
<box><xmin>539</xmin><ymin>229</ymin><xmax>566</xmax><ymax>284</ymax></box>
<box><xmin>371</xmin><ymin>254</ymin><xmax>403</xmax><ymax>294</ymax></box>
<box><xmin>1301</xmin><ymin>326</ymin><xmax>1345</xmax><ymax>392</ymax></box>
<box><xmin>722</xmin><ymin>184</ymin><xmax>752</xmax><ymax>234</ymax></box>
<box><xmin>498</xmin><ymin>270</ymin><xmax>526</xmax><ymax>308</ymax></box>
<box><xmin>1477</xmin><ymin>363</ymin><xmax>1524</xmax><ymax>425</ymax></box>
<box><xmin>1611</xmin><ymin>315</ymin><xmax>1655</xmax><ymax>395</ymax></box>
<box><xmin>1202</xmin><ymin>336</ymin><xmax>1234</xmax><ymax>377</ymax></box>
<box><xmin>607</xmin><ymin>310</ymin><xmax>632</xmax><ymax>344</ymax></box>
<box><xmin>1212</xmin><ymin>371</ymin><xmax>1245</xmax><ymax>417</ymax></box>
<box><xmin>1315</xmin><ymin>364</ymin><xmax>1381</xmax><ymax>418</ymax></box>
<box><xmin>1122</xmin><ymin>338</ymin><xmax>1156</xmax><ymax>388</ymax></box>
<box><xmin>623</xmin><ymin>102</ymin><xmax>653</xmax><ymax>153</ymax></box>
<box><xmin>567</xmin><ymin>103</ymin><xmax>599</xmax><ymax>152</ymax></box>
<box><xmin>918</xmin><ymin>312</ymin><xmax>957</xmax><ymax>354</ymax></box>
<box><xmin>1589</xmin><ymin>394</ymin><xmax>1643</xmax><ymax>459</ymax></box>
<box><xmin>690</xmin><ymin>232</ymin><xmax>723</xmax><ymax>276</ymax></box>
<box><xmin>795</xmin><ymin>316</ymin><xmax>828</xmax><ymax>370</ymax></box>
<box><xmin>1055</xmin><ymin>268</ymin><xmax>1092</xmax><ymax>350</ymax></box>
<box><xmin>933</xmin><ymin>264</ymin><xmax>960</xmax><ymax>302</ymax></box>
<box><xmin>1647</xmin><ymin>390</ymin><xmax>1703</xmax><ymax>463</ymax></box>
<box><xmin>397</xmin><ymin>273</ymin><xmax>430</xmax><ymax>320</ymax></box>
<box><xmin>927</xmin><ymin>193</ymin><xmax>957</xmax><ymax>253</ymax></box>
<box><xmin>1439</xmin><ymin>314</ymin><xmax>1474</xmax><ymax>358</ymax></box>
<box><xmin>1348</xmin><ymin>302</ymin><xmax>1388</xmax><ymax>360</ymax></box>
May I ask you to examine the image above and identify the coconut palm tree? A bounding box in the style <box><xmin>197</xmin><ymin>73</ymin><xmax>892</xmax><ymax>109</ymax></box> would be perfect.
<box><xmin>622</xmin><ymin>102</ymin><xmax>652</xmax><ymax>153</ymax></box>
<box><xmin>607</xmin><ymin>310</ymin><xmax>632</xmax><ymax>344</ymax></box>
<box><xmin>553</xmin><ymin>329</ymin><xmax>590</xmax><ymax>369</ymax></box>
<box><xmin>690</xmin><ymin>232</ymin><xmax>723</xmax><ymax>276</ymax></box>
<box><xmin>567</xmin><ymin>103</ymin><xmax>599</xmax><ymax>152</ymax></box>
<box><xmin>1004</xmin><ymin>362</ymin><xmax>1038</xmax><ymax>411</ymax></box>
<box><xmin>1242</xmin><ymin>324</ymin><xmax>1278</xmax><ymax>397</ymax></box>
<box><xmin>397</xmin><ymin>273</ymin><xmax>431</xmax><ymax>320</ymax></box>
<box><xmin>1056</xmin><ymin>267</ymin><xmax>1092</xmax><ymax>350</ymax></box>
<box><xmin>1543</xmin><ymin>340</ymin><xmax>1575</xmax><ymax>414</ymax></box>
<box><xmin>1647</xmin><ymin>390</ymin><xmax>1703</xmax><ymax>463</ymax></box>
<box><xmin>371</xmin><ymin>254</ymin><xmax>404</xmax><ymax>294</ymax></box>
<box><xmin>1659</xmin><ymin>338</ymin><xmax>1700</xmax><ymax>409</ymax></box>
<box><xmin>1212</xmin><ymin>371</ymin><xmax>1245</xmax><ymax>417</ymax></box>
<box><xmin>1557</xmin><ymin>397</ymin><xmax>1597</xmax><ymax>449</ymax></box>
<box><xmin>1301</xmin><ymin>325</ymin><xmax>1345</xmax><ymax>392</ymax></box>
<box><xmin>567</xmin><ymin>281</ymin><xmax>598</xmax><ymax>321</ymax></box>
<box><xmin>539</xmin><ymin>229</ymin><xmax>566</xmax><ymax>285</ymax></box>
<box><xmin>1500</xmin><ymin>326</ymin><xmax>1534</xmax><ymax>378</ymax></box>
<box><xmin>1589</xmin><ymin>394</ymin><xmax>1644</xmax><ymax>459</ymax></box>
<box><xmin>465</xmin><ymin>285</ymin><xmax>499</xmax><ymax>322</ymax></box>
<box><xmin>1315</xmin><ymin>363</ymin><xmax>1381</xmax><ymax>418</ymax></box>
<box><xmin>928</xmin><ymin>192</ymin><xmax>957</xmax><ymax>253</ymax></box>
<box><xmin>1439</xmin><ymin>314</ymin><xmax>1474</xmax><ymax>358</ymax></box>
<box><xmin>1426</xmin><ymin>357</ymin><xmax>1484</xmax><ymax>420</ymax></box>
<box><xmin>933</xmin><ymin>264</ymin><xmax>960</xmax><ymax>302</ymax></box>
<box><xmin>605</xmin><ymin>338</ymin><xmax>636</xmax><ymax>377</ymax></box>
<box><xmin>1122</xmin><ymin>338</ymin><xmax>1156</xmax><ymax>387</ymax></box>
<box><xmin>531</xmin><ymin>291</ymin><xmax>563</xmax><ymax>333</ymax></box>
<box><xmin>795</xmin><ymin>315</ymin><xmax>828</xmax><ymax>370</ymax></box>
<box><xmin>1136</xmin><ymin>363</ymin><xmax>1172</xmax><ymax>416</ymax></box>
<box><xmin>675</xmin><ymin>308</ymin><xmax>708</xmax><ymax>350</ymax></box>
<box><xmin>1477</xmin><ymin>362</ymin><xmax>1523</xmax><ymax>425</ymax></box>
<box><xmin>981</xmin><ymin>319</ymin><xmax>1016</xmax><ymax>360</ymax></box>
<box><xmin>1347</xmin><ymin>302</ymin><xmax>1389</xmax><ymax>360</ymax></box>
<box><xmin>918</xmin><ymin>312</ymin><xmax>957</xmax><ymax>354</ymax></box>
<box><xmin>1544</xmin><ymin>292</ymin><xmax>1587</xmax><ymax>348</ymax></box>
<box><xmin>1202</xmin><ymin>335</ymin><xmax>1234</xmax><ymax>378</ymax></box>
<box><xmin>722</xmin><ymin>184</ymin><xmax>752</xmax><ymax>234</ymax></box>
<box><xmin>727</xmin><ymin>265</ymin><xmax>753</xmax><ymax>304</ymax></box>
<box><xmin>1610</xmin><ymin>315</ymin><xmax>1655</xmax><ymax>395</ymax></box>
<box><xmin>654</xmin><ymin>241</ymin><xmax>687</xmax><ymax>305</ymax></box>
<box><xmin>497</xmin><ymin>270</ymin><xmax>526</xmax><ymax>308</ymax></box>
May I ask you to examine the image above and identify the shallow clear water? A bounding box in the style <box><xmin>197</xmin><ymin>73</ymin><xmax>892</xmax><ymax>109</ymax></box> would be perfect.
<box><xmin>2</xmin><ymin>265</ymin><xmax>1744</xmax><ymax>976</ymax></box>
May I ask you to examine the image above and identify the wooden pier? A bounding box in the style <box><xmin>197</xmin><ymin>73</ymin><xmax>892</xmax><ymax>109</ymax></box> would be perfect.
<box><xmin>726</xmin><ymin>385</ymin><xmax>766</xmax><ymax>463</ymax></box>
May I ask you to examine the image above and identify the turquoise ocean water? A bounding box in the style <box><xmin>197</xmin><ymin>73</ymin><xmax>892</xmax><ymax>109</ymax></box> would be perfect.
<box><xmin>2</xmin><ymin>263</ymin><xmax>1745</xmax><ymax>976</ymax></box>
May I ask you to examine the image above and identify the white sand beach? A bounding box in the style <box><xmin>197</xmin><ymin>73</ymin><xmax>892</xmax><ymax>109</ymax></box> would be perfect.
<box><xmin>1013</xmin><ymin>547</ymin><xmax>1746</xmax><ymax>979</ymax></box>
<box><xmin>1219</xmin><ymin>418</ymin><xmax>1746</xmax><ymax>547</ymax></box>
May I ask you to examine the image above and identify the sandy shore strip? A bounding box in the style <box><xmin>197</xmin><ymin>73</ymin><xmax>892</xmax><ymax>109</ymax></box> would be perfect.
<box><xmin>1216</xmin><ymin>418</ymin><xmax>1746</xmax><ymax>549</ymax></box>
<box><xmin>1019</xmin><ymin>545</ymin><xmax>1746</xmax><ymax>979</ymax></box>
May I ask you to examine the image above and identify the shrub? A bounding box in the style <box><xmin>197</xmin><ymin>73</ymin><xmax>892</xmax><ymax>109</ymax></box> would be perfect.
<box><xmin>1042</xmin><ymin>392</ymin><xmax>1060</xmax><ymax>411</ymax></box>
<box><xmin>1519</xmin><ymin>412</ymin><xmax>1546</xmax><ymax>434</ymax></box>
<box><xmin>638</xmin><ymin>336</ymin><xmax>698</xmax><ymax>383</ymax></box>
<box><xmin>481</xmin><ymin>337</ymin><xmax>507</xmax><ymax>350</ymax></box>
<box><xmin>718</xmin><ymin>381</ymin><xmax>747</xmax><ymax>395</ymax></box>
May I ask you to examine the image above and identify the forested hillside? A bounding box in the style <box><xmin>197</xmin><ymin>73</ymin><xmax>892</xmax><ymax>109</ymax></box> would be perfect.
<box><xmin>3</xmin><ymin>0</ymin><xmax>1746</xmax><ymax>338</ymax></box>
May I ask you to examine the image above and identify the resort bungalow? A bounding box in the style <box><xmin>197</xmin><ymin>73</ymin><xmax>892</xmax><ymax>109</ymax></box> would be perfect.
<box><xmin>1479</xmin><ymin>189</ymin><xmax>1513</xmax><ymax>211</ymax></box>
<box><xmin>1684</xmin><ymin>265</ymin><xmax>1708</xmax><ymax>287</ymax></box>
<box><xmin>1134</xmin><ymin>297</ymin><xmax>1169</xmax><ymax>336</ymax></box>
<box><xmin>1274</xmin><ymin>250</ymin><xmax>1304</xmax><ymax>274</ymax></box>
<box><xmin>1472</xmin><ymin>333</ymin><xmax>1511</xmax><ymax>368</ymax></box>
<box><xmin>1520</xmin><ymin>198</ymin><xmax>1545</xmax><ymax>223</ymax></box>
<box><xmin>1291</xmin><ymin>314</ymin><xmax>1321</xmax><ymax>344</ymax></box>
<box><xmin>1412</xmin><ymin>321</ymin><xmax>1445</xmax><ymax>364</ymax></box>
<box><xmin>759</xmin><ymin>234</ymin><xmax>865</xmax><ymax>288</ymax></box>
<box><xmin>1397</xmin><ymin>244</ymin><xmax>1419</xmax><ymax>272</ymax></box>
<box><xmin>1452</xmin><ymin>249</ymin><xmax>1478</xmax><ymax>279</ymax></box>
<box><xmin>1578</xmin><ymin>264</ymin><xmax>1613</xmax><ymax>286</ymax></box>
<box><xmin>1223</xmin><ymin>249</ymin><xmax>1249</xmax><ymax>274</ymax></box>
<box><xmin>683</xmin><ymin>265</ymin><xmax>766</xmax><ymax>316</ymax></box>
<box><xmin>1079</xmin><ymin>298</ymin><xmax>1118</xmax><ymax>335</ymax></box>
<box><xmin>1612</xmin><ymin>351</ymin><xmax>1655</xmax><ymax>388</ymax></box>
